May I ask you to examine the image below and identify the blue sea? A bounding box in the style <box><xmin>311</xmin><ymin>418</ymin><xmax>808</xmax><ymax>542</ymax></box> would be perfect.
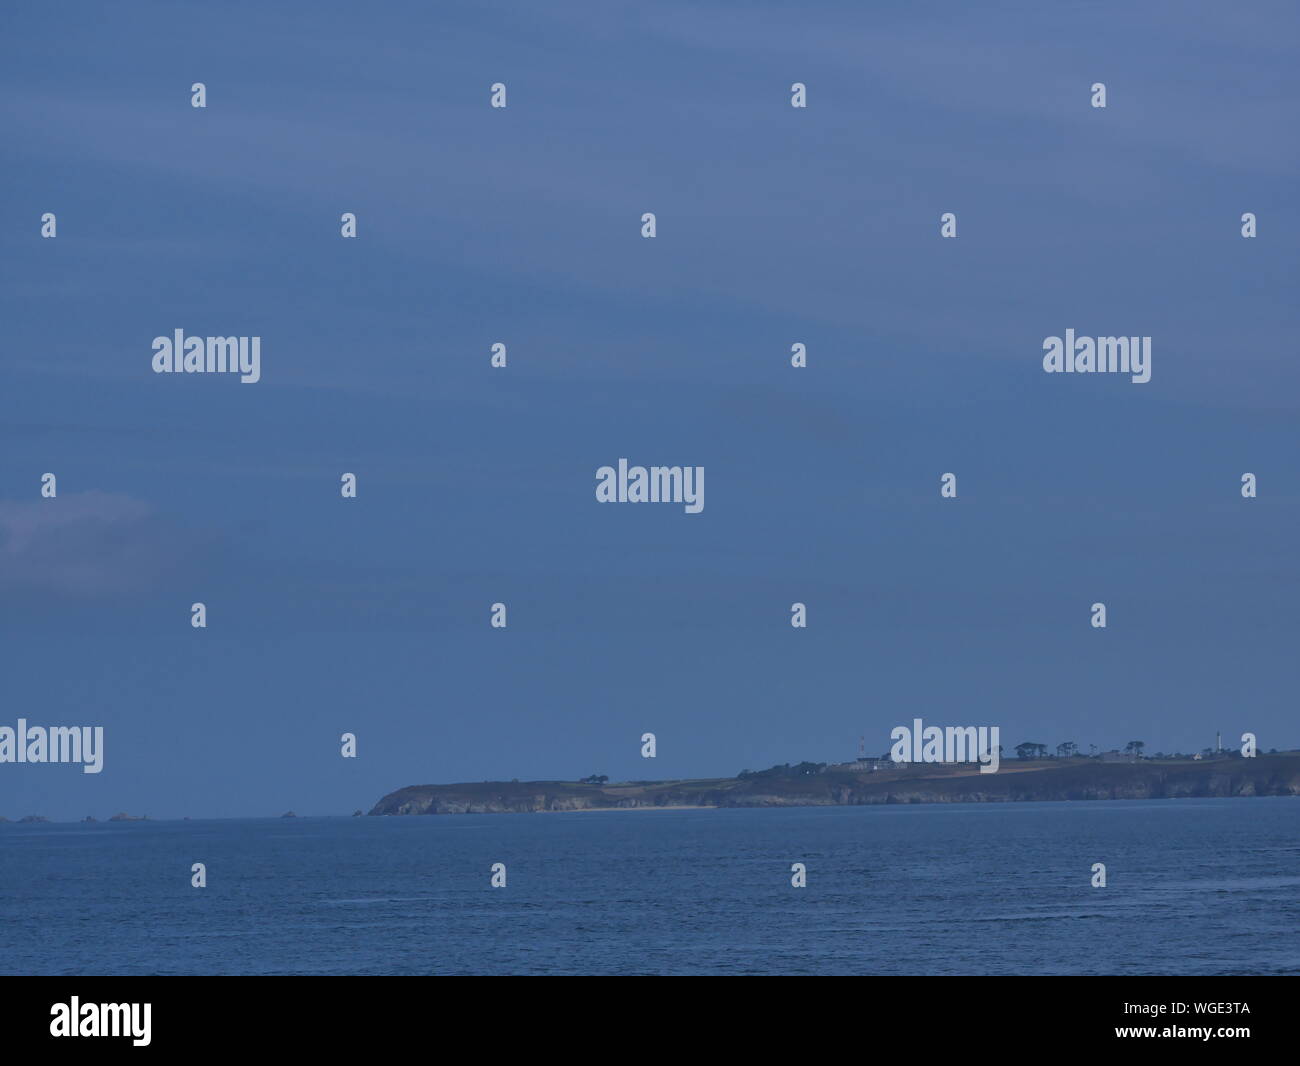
<box><xmin>2</xmin><ymin>799</ymin><xmax>1297</xmax><ymax>976</ymax></box>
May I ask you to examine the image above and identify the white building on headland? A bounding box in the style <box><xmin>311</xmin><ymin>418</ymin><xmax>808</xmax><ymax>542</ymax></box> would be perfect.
<box><xmin>825</xmin><ymin>757</ymin><xmax>891</xmax><ymax>772</ymax></box>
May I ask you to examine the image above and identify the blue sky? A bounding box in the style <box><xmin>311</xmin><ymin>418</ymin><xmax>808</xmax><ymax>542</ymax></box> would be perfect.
<box><xmin>2</xmin><ymin>1</ymin><xmax>1297</xmax><ymax>818</ymax></box>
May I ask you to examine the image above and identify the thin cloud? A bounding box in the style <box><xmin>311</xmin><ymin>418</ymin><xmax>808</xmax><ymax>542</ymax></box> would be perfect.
<box><xmin>0</xmin><ymin>491</ymin><xmax>180</xmax><ymax>598</ymax></box>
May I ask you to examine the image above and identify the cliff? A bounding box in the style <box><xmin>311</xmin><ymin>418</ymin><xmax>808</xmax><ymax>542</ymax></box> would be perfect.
<box><xmin>370</xmin><ymin>754</ymin><xmax>1300</xmax><ymax>815</ymax></box>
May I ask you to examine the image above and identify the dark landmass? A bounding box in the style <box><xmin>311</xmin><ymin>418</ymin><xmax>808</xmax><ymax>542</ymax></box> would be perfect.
<box><xmin>370</xmin><ymin>753</ymin><xmax>1300</xmax><ymax>815</ymax></box>
<box><xmin>107</xmin><ymin>812</ymin><xmax>147</xmax><ymax>822</ymax></box>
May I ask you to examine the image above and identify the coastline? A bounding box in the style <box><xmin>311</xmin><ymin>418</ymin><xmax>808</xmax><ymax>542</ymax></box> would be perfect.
<box><xmin>369</xmin><ymin>753</ymin><xmax>1300</xmax><ymax>817</ymax></box>
<box><xmin>535</xmin><ymin>803</ymin><xmax>716</xmax><ymax>813</ymax></box>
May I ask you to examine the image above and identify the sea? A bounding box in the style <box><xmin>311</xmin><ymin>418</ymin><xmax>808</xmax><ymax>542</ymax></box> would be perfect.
<box><xmin>2</xmin><ymin>798</ymin><xmax>1297</xmax><ymax>976</ymax></box>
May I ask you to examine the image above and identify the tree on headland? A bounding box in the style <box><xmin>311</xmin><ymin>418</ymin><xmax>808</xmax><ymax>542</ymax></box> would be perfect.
<box><xmin>1124</xmin><ymin>741</ymin><xmax>1146</xmax><ymax>757</ymax></box>
<box><xmin>1056</xmin><ymin>741</ymin><xmax>1078</xmax><ymax>759</ymax></box>
<box><xmin>580</xmin><ymin>774</ymin><xmax>609</xmax><ymax>785</ymax></box>
<box><xmin>1015</xmin><ymin>742</ymin><xmax>1048</xmax><ymax>760</ymax></box>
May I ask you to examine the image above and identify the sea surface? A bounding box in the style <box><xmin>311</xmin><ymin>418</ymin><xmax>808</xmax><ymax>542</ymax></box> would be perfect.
<box><xmin>2</xmin><ymin>798</ymin><xmax>1297</xmax><ymax>976</ymax></box>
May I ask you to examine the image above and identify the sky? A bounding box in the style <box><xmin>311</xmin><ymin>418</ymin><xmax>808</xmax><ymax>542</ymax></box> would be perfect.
<box><xmin>1</xmin><ymin>1</ymin><xmax>1297</xmax><ymax>819</ymax></box>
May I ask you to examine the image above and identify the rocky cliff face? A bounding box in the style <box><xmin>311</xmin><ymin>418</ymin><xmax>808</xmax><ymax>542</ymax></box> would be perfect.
<box><xmin>371</xmin><ymin>782</ymin><xmax>732</xmax><ymax>815</ymax></box>
<box><xmin>369</xmin><ymin>755</ymin><xmax>1300</xmax><ymax>815</ymax></box>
